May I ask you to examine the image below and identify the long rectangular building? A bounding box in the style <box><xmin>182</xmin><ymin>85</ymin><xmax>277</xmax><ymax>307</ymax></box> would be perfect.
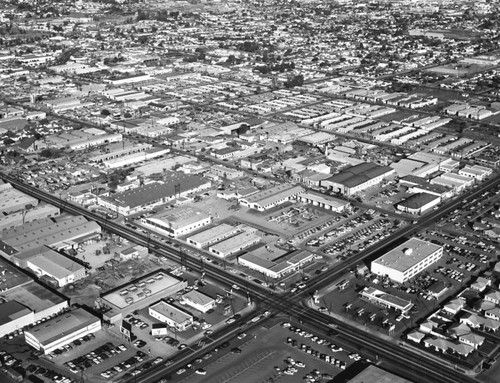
<box><xmin>24</xmin><ymin>308</ymin><xmax>101</xmax><ymax>354</ymax></box>
<box><xmin>371</xmin><ymin>238</ymin><xmax>443</xmax><ymax>283</ymax></box>
<box><xmin>187</xmin><ymin>224</ymin><xmax>240</xmax><ymax>248</ymax></box>
<box><xmin>321</xmin><ymin>162</ymin><xmax>395</xmax><ymax>196</ymax></box>
<box><xmin>97</xmin><ymin>174</ymin><xmax>211</xmax><ymax>216</ymax></box>
<box><xmin>239</xmin><ymin>184</ymin><xmax>304</xmax><ymax>212</ymax></box>
<box><xmin>209</xmin><ymin>232</ymin><xmax>261</xmax><ymax>258</ymax></box>
<box><xmin>0</xmin><ymin>182</ymin><xmax>39</xmax><ymax>214</ymax></box>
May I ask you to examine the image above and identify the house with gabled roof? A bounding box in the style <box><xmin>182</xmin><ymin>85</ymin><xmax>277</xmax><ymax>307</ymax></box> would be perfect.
<box><xmin>471</xmin><ymin>276</ymin><xmax>491</xmax><ymax>292</ymax></box>
<box><xmin>443</xmin><ymin>297</ymin><xmax>465</xmax><ymax>316</ymax></box>
<box><xmin>484</xmin><ymin>290</ymin><xmax>500</xmax><ymax>305</ymax></box>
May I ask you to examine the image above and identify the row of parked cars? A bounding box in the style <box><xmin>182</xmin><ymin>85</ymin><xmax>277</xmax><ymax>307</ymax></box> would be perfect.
<box><xmin>27</xmin><ymin>365</ymin><xmax>74</xmax><ymax>383</ymax></box>
<box><xmin>101</xmin><ymin>353</ymin><xmax>163</xmax><ymax>379</ymax></box>
<box><xmin>64</xmin><ymin>342</ymin><xmax>126</xmax><ymax>373</ymax></box>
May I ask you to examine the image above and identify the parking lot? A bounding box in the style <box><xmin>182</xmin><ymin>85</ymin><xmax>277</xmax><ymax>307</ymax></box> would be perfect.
<box><xmin>171</xmin><ymin>323</ymin><xmax>352</xmax><ymax>383</ymax></box>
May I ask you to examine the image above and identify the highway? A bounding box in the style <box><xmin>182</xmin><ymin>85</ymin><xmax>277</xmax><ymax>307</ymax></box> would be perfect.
<box><xmin>2</xmin><ymin>171</ymin><xmax>497</xmax><ymax>383</ymax></box>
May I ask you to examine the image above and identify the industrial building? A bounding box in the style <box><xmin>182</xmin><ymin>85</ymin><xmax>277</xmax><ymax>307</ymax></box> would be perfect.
<box><xmin>12</xmin><ymin>246</ymin><xmax>87</xmax><ymax>288</ymax></box>
<box><xmin>187</xmin><ymin>224</ymin><xmax>241</xmax><ymax>248</ymax></box>
<box><xmin>371</xmin><ymin>238</ymin><xmax>443</xmax><ymax>283</ymax></box>
<box><xmin>141</xmin><ymin>207</ymin><xmax>211</xmax><ymax>238</ymax></box>
<box><xmin>297</xmin><ymin>191</ymin><xmax>350</xmax><ymax>212</ymax></box>
<box><xmin>209</xmin><ymin>232</ymin><xmax>261</xmax><ymax>258</ymax></box>
<box><xmin>97</xmin><ymin>174</ymin><xmax>211</xmax><ymax>216</ymax></box>
<box><xmin>0</xmin><ymin>301</ymin><xmax>34</xmax><ymax>338</ymax></box>
<box><xmin>0</xmin><ymin>204</ymin><xmax>60</xmax><ymax>231</ymax></box>
<box><xmin>24</xmin><ymin>308</ymin><xmax>101</xmax><ymax>354</ymax></box>
<box><xmin>238</xmin><ymin>184</ymin><xmax>305</xmax><ymax>211</ymax></box>
<box><xmin>0</xmin><ymin>182</ymin><xmax>39</xmax><ymax>215</ymax></box>
<box><xmin>396</xmin><ymin>193</ymin><xmax>441</xmax><ymax>215</ymax></box>
<box><xmin>0</xmin><ymin>216</ymin><xmax>101</xmax><ymax>258</ymax></box>
<box><xmin>321</xmin><ymin>162</ymin><xmax>395</xmax><ymax>196</ymax></box>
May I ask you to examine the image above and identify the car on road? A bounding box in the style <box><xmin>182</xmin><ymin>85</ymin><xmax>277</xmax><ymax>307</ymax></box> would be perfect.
<box><xmin>195</xmin><ymin>368</ymin><xmax>207</xmax><ymax>375</ymax></box>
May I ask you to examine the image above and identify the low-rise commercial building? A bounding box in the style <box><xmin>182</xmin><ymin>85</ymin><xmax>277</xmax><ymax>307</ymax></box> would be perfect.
<box><xmin>149</xmin><ymin>301</ymin><xmax>193</xmax><ymax>332</ymax></box>
<box><xmin>371</xmin><ymin>238</ymin><xmax>443</xmax><ymax>283</ymax></box>
<box><xmin>180</xmin><ymin>290</ymin><xmax>216</xmax><ymax>313</ymax></box>
<box><xmin>360</xmin><ymin>287</ymin><xmax>413</xmax><ymax>313</ymax></box>
<box><xmin>238</xmin><ymin>250</ymin><xmax>314</xmax><ymax>279</ymax></box>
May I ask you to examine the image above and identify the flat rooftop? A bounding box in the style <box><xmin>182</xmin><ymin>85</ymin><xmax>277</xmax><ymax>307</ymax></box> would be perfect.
<box><xmin>372</xmin><ymin>238</ymin><xmax>442</xmax><ymax>272</ymax></box>
<box><xmin>25</xmin><ymin>308</ymin><xmax>99</xmax><ymax>346</ymax></box>
<box><xmin>348</xmin><ymin>365</ymin><xmax>415</xmax><ymax>383</ymax></box>
<box><xmin>102</xmin><ymin>270</ymin><xmax>183</xmax><ymax>309</ymax></box>
<box><xmin>150</xmin><ymin>301</ymin><xmax>192</xmax><ymax>324</ymax></box>
<box><xmin>0</xmin><ymin>257</ymin><xmax>32</xmax><ymax>292</ymax></box>
<box><xmin>3</xmin><ymin>280</ymin><xmax>67</xmax><ymax>314</ymax></box>
<box><xmin>187</xmin><ymin>224</ymin><xmax>239</xmax><ymax>246</ymax></box>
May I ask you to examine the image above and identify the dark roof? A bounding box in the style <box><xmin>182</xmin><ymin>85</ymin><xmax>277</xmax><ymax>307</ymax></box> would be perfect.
<box><xmin>398</xmin><ymin>193</ymin><xmax>439</xmax><ymax>209</ymax></box>
<box><xmin>326</xmin><ymin>162</ymin><xmax>394</xmax><ymax>188</ymax></box>
<box><xmin>0</xmin><ymin>301</ymin><xmax>32</xmax><ymax>326</ymax></box>
<box><xmin>104</xmin><ymin>173</ymin><xmax>209</xmax><ymax>209</ymax></box>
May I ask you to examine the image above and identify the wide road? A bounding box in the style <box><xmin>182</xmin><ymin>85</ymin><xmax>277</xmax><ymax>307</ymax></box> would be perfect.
<box><xmin>2</xmin><ymin>172</ymin><xmax>496</xmax><ymax>383</ymax></box>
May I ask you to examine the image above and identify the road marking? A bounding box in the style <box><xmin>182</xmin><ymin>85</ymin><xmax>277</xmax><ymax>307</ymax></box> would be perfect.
<box><xmin>218</xmin><ymin>351</ymin><xmax>276</xmax><ymax>383</ymax></box>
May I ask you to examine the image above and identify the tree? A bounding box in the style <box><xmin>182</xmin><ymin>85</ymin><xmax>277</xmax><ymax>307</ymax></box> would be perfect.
<box><xmin>284</xmin><ymin>74</ymin><xmax>304</xmax><ymax>88</ymax></box>
<box><xmin>100</xmin><ymin>109</ymin><xmax>111</xmax><ymax>116</ymax></box>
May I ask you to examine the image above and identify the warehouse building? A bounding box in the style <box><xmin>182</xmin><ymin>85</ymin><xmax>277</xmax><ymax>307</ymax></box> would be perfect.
<box><xmin>321</xmin><ymin>162</ymin><xmax>395</xmax><ymax>196</ymax></box>
<box><xmin>0</xmin><ymin>301</ymin><xmax>34</xmax><ymax>338</ymax></box>
<box><xmin>396</xmin><ymin>193</ymin><xmax>441</xmax><ymax>215</ymax></box>
<box><xmin>24</xmin><ymin>308</ymin><xmax>101</xmax><ymax>354</ymax></box>
<box><xmin>209</xmin><ymin>232</ymin><xmax>261</xmax><ymax>258</ymax></box>
<box><xmin>458</xmin><ymin>165</ymin><xmax>492</xmax><ymax>181</ymax></box>
<box><xmin>239</xmin><ymin>184</ymin><xmax>305</xmax><ymax>211</ymax></box>
<box><xmin>97</xmin><ymin>174</ymin><xmax>211</xmax><ymax>216</ymax></box>
<box><xmin>12</xmin><ymin>246</ymin><xmax>87</xmax><ymax>288</ymax></box>
<box><xmin>149</xmin><ymin>301</ymin><xmax>193</xmax><ymax>332</ymax></box>
<box><xmin>142</xmin><ymin>207</ymin><xmax>211</xmax><ymax>238</ymax></box>
<box><xmin>371</xmin><ymin>238</ymin><xmax>443</xmax><ymax>283</ymax></box>
<box><xmin>297</xmin><ymin>191</ymin><xmax>349</xmax><ymax>212</ymax></box>
<box><xmin>187</xmin><ymin>224</ymin><xmax>241</xmax><ymax>248</ymax></box>
<box><xmin>0</xmin><ymin>216</ymin><xmax>101</xmax><ymax>258</ymax></box>
<box><xmin>0</xmin><ymin>182</ymin><xmax>39</xmax><ymax>215</ymax></box>
<box><xmin>0</xmin><ymin>204</ymin><xmax>60</xmax><ymax>231</ymax></box>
